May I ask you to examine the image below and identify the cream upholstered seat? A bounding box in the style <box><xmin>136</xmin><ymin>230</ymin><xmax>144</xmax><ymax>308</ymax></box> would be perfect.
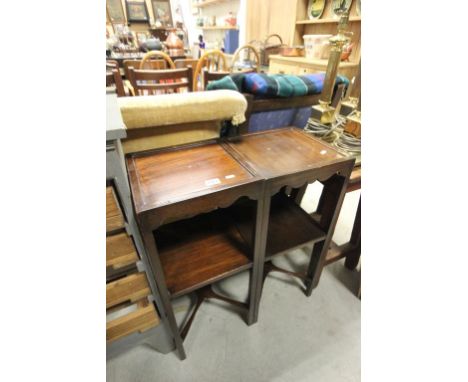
<box><xmin>118</xmin><ymin>90</ymin><xmax>247</xmax><ymax>154</ymax></box>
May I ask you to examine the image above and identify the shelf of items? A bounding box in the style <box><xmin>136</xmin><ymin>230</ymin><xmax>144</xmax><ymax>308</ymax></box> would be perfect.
<box><xmin>296</xmin><ymin>17</ymin><xmax>361</xmax><ymax>25</ymax></box>
<box><xmin>193</xmin><ymin>0</ymin><xmax>231</xmax><ymax>8</ymax></box>
<box><xmin>200</xmin><ymin>26</ymin><xmax>238</xmax><ymax>30</ymax></box>
<box><xmin>268</xmin><ymin>55</ymin><xmax>359</xmax><ymax>68</ymax></box>
<box><xmin>156</xmin><ymin>209</ymin><xmax>252</xmax><ymax>298</ymax></box>
<box><xmin>268</xmin><ymin>54</ymin><xmax>359</xmax><ymax>78</ymax></box>
<box><xmin>230</xmin><ymin>193</ymin><xmax>326</xmax><ymax>262</ymax></box>
<box><xmin>292</xmin><ymin>0</ymin><xmax>361</xmax><ymax>78</ymax></box>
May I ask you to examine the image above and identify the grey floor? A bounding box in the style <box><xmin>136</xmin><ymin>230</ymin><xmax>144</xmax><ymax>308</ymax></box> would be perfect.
<box><xmin>107</xmin><ymin>183</ymin><xmax>361</xmax><ymax>382</ymax></box>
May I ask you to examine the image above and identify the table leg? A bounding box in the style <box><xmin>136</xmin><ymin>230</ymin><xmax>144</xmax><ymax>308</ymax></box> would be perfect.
<box><xmin>140</xmin><ymin>227</ymin><xmax>187</xmax><ymax>360</ymax></box>
<box><xmin>305</xmin><ymin>172</ymin><xmax>350</xmax><ymax>295</ymax></box>
<box><xmin>249</xmin><ymin>192</ymin><xmax>270</xmax><ymax>324</ymax></box>
<box><xmin>344</xmin><ymin>196</ymin><xmax>361</xmax><ymax>270</ymax></box>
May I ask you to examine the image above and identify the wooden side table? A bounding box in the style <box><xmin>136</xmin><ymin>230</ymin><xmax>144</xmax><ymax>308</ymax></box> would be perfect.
<box><xmin>126</xmin><ymin>140</ymin><xmax>265</xmax><ymax>360</ymax></box>
<box><xmin>224</xmin><ymin>127</ymin><xmax>355</xmax><ymax>321</ymax></box>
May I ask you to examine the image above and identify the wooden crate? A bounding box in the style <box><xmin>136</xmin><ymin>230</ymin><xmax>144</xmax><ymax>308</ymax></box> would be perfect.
<box><xmin>106</xmin><ymin>186</ymin><xmax>125</xmax><ymax>233</ymax></box>
<box><xmin>106</xmin><ymin>272</ymin><xmax>160</xmax><ymax>343</ymax></box>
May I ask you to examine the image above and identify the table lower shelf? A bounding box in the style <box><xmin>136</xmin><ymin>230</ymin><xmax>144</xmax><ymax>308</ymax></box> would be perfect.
<box><xmin>230</xmin><ymin>192</ymin><xmax>327</xmax><ymax>261</ymax></box>
<box><xmin>156</xmin><ymin>209</ymin><xmax>252</xmax><ymax>298</ymax></box>
<box><xmin>155</xmin><ymin>192</ymin><xmax>326</xmax><ymax>299</ymax></box>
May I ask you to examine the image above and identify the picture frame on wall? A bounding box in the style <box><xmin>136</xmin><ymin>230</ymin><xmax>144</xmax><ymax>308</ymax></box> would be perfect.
<box><xmin>107</xmin><ymin>0</ymin><xmax>126</xmax><ymax>24</ymax></box>
<box><xmin>151</xmin><ymin>0</ymin><xmax>174</xmax><ymax>27</ymax></box>
<box><xmin>126</xmin><ymin>1</ymin><xmax>150</xmax><ymax>23</ymax></box>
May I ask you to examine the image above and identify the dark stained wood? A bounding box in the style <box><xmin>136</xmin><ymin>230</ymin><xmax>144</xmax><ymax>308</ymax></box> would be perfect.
<box><xmin>128</xmin><ymin>139</ymin><xmax>265</xmax><ymax>350</ymax></box>
<box><xmin>306</xmin><ymin>174</ymin><xmax>349</xmax><ymax>293</ymax></box>
<box><xmin>127</xmin><ymin>142</ymin><xmax>258</xmax><ymax>215</ymax></box>
<box><xmin>112</xmin><ymin>69</ymin><xmax>127</xmax><ymax>97</ymax></box>
<box><xmin>325</xmin><ymin>241</ymin><xmax>351</xmax><ymax>265</ymax></box>
<box><xmin>128</xmin><ymin>67</ymin><xmax>193</xmax><ymax>96</ymax></box>
<box><xmin>180</xmin><ymin>285</ymin><xmax>248</xmax><ymax>340</ymax></box>
<box><xmin>229</xmin><ymin>193</ymin><xmax>326</xmax><ymax>260</ymax></box>
<box><xmin>224</xmin><ymin>128</ymin><xmax>349</xmax><ymax>180</ymax></box>
<box><xmin>344</xmin><ymin>196</ymin><xmax>361</xmax><ymax>270</ymax></box>
<box><xmin>140</xmin><ymin>226</ymin><xmax>186</xmax><ymax>360</ymax></box>
<box><xmin>347</xmin><ymin>166</ymin><xmax>361</xmax><ymax>192</ymax></box>
<box><xmin>156</xmin><ymin>209</ymin><xmax>252</xmax><ymax>298</ymax></box>
<box><xmin>224</xmin><ymin>127</ymin><xmax>354</xmax><ymax>300</ymax></box>
<box><xmin>127</xmin><ymin>129</ymin><xmax>355</xmax><ymax>353</ymax></box>
<box><xmin>250</xmin><ymin>94</ymin><xmax>321</xmax><ymax>113</ymax></box>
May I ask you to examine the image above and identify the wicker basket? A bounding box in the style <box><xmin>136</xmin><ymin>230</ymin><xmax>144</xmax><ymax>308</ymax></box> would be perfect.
<box><xmin>250</xmin><ymin>34</ymin><xmax>287</xmax><ymax>67</ymax></box>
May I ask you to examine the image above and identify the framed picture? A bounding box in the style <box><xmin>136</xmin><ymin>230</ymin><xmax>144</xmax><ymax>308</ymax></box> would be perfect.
<box><xmin>107</xmin><ymin>0</ymin><xmax>126</xmax><ymax>23</ymax></box>
<box><xmin>135</xmin><ymin>32</ymin><xmax>148</xmax><ymax>45</ymax></box>
<box><xmin>151</xmin><ymin>0</ymin><xmax>173</xmax><ymax>27</ymax></box>
<box><xmin>126</xmin><ymin>1</ymin><xmax>150</xmax><ymax>23</ymax></box>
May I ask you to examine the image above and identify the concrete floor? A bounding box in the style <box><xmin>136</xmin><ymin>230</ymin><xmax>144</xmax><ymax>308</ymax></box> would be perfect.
<box><xmin>107</xmin><ymin>184</ymin><xmax>361</xmax><ymax>382</ymax></box>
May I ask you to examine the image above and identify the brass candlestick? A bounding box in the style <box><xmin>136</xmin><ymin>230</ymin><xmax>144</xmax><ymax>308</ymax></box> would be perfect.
<box><xmin>340</xmin><ymin>59</ymin><xmax>361</xmax><ymax>117</ymax></box>
<box><xmin>309</xmin><ymin>11</ymin><xmax>352</xmax><ymax>125</ymax></box>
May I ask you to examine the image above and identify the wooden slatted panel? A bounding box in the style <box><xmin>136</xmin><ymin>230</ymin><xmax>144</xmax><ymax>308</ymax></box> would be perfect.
<box><xmin>106</xmin><ymin>273</ymin><xmax>150</xmax><ymax>309</ymax></box>
<box><xmin>106</xmin><ymin>233</ymin><xmax>138</xmax><ymax>270</ymax></box>
<box><xmin>106</xmin><ymin>187</ymin><xmax>125</xmax><ymax>233</ymax></box>
<box><xmin>106</xmin><ymin>303</ymin><xmax>159</xmax><ymax>343</ymax></box>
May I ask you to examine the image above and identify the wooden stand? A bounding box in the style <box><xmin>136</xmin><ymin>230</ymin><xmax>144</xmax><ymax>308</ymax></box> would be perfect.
<box><xmin>126</xmin><ymin>127</ymin><xmax>354</xmax><ymax>359</ymax></box>
<box><xmin>224</xmin><ymin>127</ymin><xmax>355</xmax><ymax>320</ymax></box>
<box><xmin>127</xmin><ymin>141</ymin><xmax>265</xmax><ymax>360</ymax></box>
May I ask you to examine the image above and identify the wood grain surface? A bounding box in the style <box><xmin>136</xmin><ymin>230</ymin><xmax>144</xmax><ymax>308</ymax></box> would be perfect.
<box><xmin>106</xmin><ymin>187</ymin><xmax>125</xmax><ymax>233</ymax></box>
<box><xmin>156</xmin><ymin>209</ymin><xmax>252</xmax><ymax>298</ymax></box>
<box><xmin>127</xmin><ymin>142</ymin><xmax>257</xmax><ymax>214</ymax></box>
<box><xmin>225</xmin><ymin>128</ymin><xmax>346</xmax><ymax>179</ymax></box>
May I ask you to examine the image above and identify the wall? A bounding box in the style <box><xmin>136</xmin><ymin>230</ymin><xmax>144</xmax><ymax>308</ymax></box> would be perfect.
<box><xmin>245</xmin><ymin>0</ymin><xmax>297</xmax><ymax>46</ymax></box>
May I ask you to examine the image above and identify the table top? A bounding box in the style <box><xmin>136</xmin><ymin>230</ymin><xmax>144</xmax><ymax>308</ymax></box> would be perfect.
<box><xmin>127</xmin><ymin>142</ymin><xmax>260</xmax><ymax>215</ymax></box>
<box><xmin>224</xmin><ymin>127</ymin><xmax>351</xmax><ymax>179</ymax></box>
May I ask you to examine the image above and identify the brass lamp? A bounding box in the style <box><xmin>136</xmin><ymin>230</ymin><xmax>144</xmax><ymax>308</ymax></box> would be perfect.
<box><xmin>309</xmin><ymin>11</ymin><xmax>352</xmax><ymax>125</ymax></box>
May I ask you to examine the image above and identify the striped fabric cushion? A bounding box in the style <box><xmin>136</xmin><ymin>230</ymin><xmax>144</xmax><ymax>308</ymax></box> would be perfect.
<box><xmin>207</xmin><ymin>72</ymin><xmax>349</xmax><ymax>98</ymax></box>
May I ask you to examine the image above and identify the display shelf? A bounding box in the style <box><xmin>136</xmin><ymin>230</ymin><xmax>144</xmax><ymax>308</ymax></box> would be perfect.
<box><xmin>193</xmin><ymin>0</ymin><xmax>231</xmax><ymax>8</ymax></box>
<box><xmin>296</xmin><ymin>16</ymin><xmax>361</xmax><ymax>25</ymax></box>
<box><xmin>268</xmin><ymin>54</ymin><xmax>359</xmax><ymax>68</ymax></box>
<box><xmin>200</xmin><ymin>26</ymin><xmax>238</xmax><ymax>30</ymax></box>
<box><xmin>230</xmin><ymin>193</ymin><xmax>326</xmax><ymax>261</ymax></box>
<box><xmin>156</xmin><ymin>209</ymin><xmax>252</xmax><ymax>298</ymax></box>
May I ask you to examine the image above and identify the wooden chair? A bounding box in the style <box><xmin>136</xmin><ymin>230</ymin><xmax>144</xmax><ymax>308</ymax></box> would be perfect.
<box><xmin>106</xmin><ymin>60</ymin><xmax>119</xmax><ymax>87</ymax></box>
<box><xmin>193</xmin><ymin>50</ymin><xmax>228</xmax><ymax>91</ymax></box>
<box><xmin>127</xmin><ymin>66</ymin><xmax>193</xmax><ymax>96</ymax></box>
<box><xmin>123</xmin><ymin>59</ymin><xmax>167</xmax><ymax>79</ymax></box>
<box><xmin>111</xmin><ymin>69</ymin><xmax>127</xmax><ymax>97</ymax></box>
<box><xmin>174</xmin><ymin>58</ymin><xmax>199</xmax><ymax>69</ymax></box>
<box><xmin>139</xmin><ymin>50</ymin><xmax>176</xmax><ymax>69</ymax></box>
<box><xmin>230</xmin><ymin>44</ymin><xmax>260</xmax><ymax>73</ymax></box>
